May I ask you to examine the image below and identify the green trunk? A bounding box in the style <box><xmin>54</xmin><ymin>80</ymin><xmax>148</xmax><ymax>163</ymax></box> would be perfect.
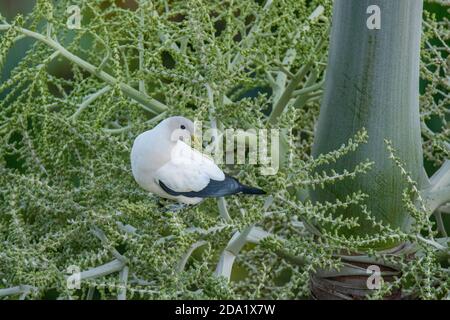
<box><xmin>310</xmin><ymin>0</ymin><xmax>424</xmax><ymax>245</ymax></box>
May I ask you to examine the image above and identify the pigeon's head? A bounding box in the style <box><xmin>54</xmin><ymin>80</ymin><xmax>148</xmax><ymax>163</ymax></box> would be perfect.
<box><xmin>163</xmin><ymin>116</ymin><xmax>196</xmax><ymax>143</ymax></box>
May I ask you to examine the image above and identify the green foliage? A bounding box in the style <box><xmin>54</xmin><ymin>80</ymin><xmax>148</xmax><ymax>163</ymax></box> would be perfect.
<box><xmin>0</xmin><ymin>0</ymin><xmax>449</xmax><ymax>300</ymax></box>
<box><xmin>420</xmin><ymin>9</ymin><xmax>450</xmax><ymax>166</ymax></box>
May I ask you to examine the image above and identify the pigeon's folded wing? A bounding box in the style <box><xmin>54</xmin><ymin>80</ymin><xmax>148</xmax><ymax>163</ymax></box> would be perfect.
<box><xmin>154</xmin><ymin>140</ymin><xmax>225</xmax><ymax>193</ymax></box>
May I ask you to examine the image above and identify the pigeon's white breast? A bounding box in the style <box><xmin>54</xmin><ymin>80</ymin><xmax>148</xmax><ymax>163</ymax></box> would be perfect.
<box><xmin>130</xmin><ymin>129</ymin><xmax>170</xmax><ymax>192</ymax></box>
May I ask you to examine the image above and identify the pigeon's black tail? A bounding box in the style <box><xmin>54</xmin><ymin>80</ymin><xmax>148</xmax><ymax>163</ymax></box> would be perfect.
<box><xmin>239</xmin><ymin>184</ymin><xmax>266</xmax><ymax>195</ymax></box>
<box><xmin>159</xmin><ymin>173</ymin><xmax>266</xmax><ymax>198</ymax></box>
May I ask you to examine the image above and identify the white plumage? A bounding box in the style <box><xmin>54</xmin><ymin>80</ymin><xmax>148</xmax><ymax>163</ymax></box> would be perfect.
<box><xmin>131</xmin><ymin>117</ymin><xmax>223</xmax><ymax>204</ymax></box>
<box><xmin>154</xmin><ymin>140</ymin><xmax>224</xmax><ymax>193</ymax></box>
<box><xmin>130</xmin><ymin>116</ymin><xmax>265</xmax><ymax>205</ymax></box>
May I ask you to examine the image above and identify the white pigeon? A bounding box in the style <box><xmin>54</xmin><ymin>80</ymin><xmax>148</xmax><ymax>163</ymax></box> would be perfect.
<box><xmin>130</xmin><ymin>116</ymin><xmax>265</xmax><ymax>205</ymax></box>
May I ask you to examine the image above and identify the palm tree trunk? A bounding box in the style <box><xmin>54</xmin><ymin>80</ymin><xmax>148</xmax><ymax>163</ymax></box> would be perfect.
<box><xmin>311</xmin><ymin>0</ymin><xmax>424</xmax><ymax>243</ymax></box>
<box><xmin>309</xmin><ymin>0</ymin><xmax>424</xmax><ymax>299</ymax></box>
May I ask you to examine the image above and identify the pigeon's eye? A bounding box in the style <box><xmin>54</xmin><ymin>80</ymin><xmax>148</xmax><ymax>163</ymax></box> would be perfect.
<box><xmin>180</xmin><ymin>125</ymin><xmax>186</xmax><ymax>130</ymax></box>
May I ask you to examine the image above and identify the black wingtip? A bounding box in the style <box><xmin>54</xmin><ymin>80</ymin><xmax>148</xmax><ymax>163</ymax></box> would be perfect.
<box><xmin>159</xmin><ymin>174</ymin><xmax>267</xmax><ymax>198</ymax></box>
<box><xmin>239</xmin><ymin>185</ymin><xmax>267</xmax><ymax>195</ymax></box>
